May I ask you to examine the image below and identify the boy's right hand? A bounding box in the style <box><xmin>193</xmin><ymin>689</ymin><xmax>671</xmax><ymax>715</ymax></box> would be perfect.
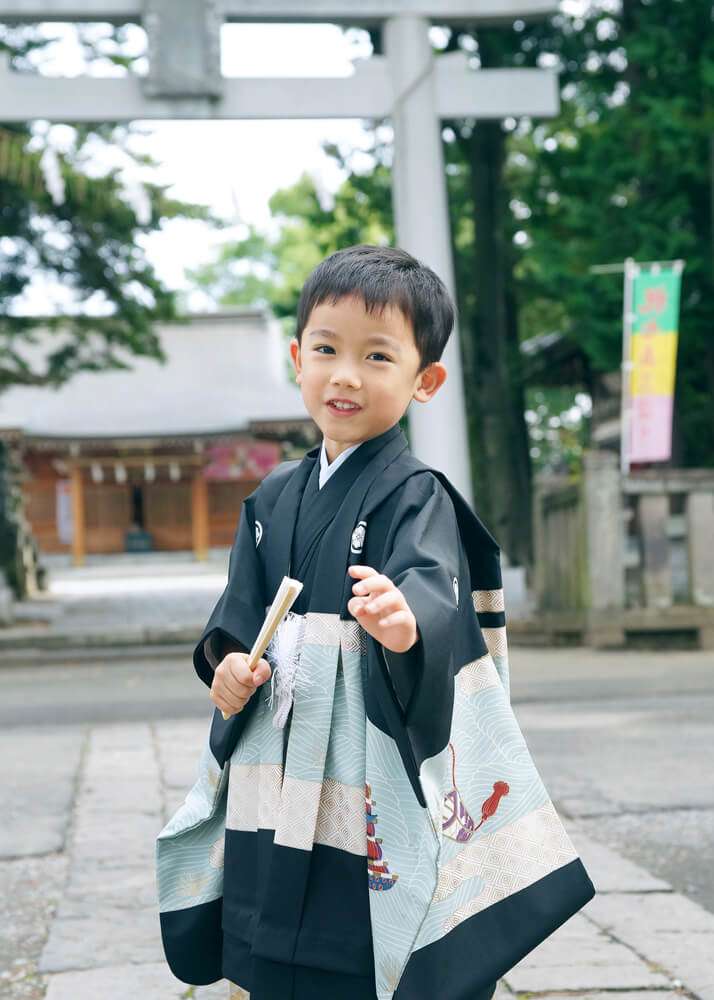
<box><xmin>210</xmin><ymin>651</ymin><xmax>272</xmax><ymax>717</ymax></box>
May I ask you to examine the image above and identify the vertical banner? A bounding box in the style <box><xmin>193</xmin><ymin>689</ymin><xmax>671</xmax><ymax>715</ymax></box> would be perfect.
<box><xmin>621</xmin><ymin>259</ymin><xmax>684</xmax><ymax>472</ymax></box>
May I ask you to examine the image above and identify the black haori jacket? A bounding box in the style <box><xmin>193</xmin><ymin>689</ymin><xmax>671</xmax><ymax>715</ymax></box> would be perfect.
<box><xmin>156</xmin><ymin>422</ymin><xmax>596</xmax><ymax>999</ymax></box>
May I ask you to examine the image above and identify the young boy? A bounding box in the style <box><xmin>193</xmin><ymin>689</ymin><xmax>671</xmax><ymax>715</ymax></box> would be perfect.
<box><xmin>156</xmin><ymin>245</ymin><xmax>595</xmax><ymax>1000</ymax></box>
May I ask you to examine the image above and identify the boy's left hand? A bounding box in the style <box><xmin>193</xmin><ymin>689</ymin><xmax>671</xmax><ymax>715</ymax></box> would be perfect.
<box><xmin>348</xmin><ymin>565</ymin><xmax>419</xmax><ymax>654</ymax></box>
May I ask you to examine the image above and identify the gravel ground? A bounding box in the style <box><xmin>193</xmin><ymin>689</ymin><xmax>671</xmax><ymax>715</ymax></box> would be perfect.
<box><xmin>0</xmin><ymin>854</ymin><xmax>67</xmax><ymax>999</ymax></box>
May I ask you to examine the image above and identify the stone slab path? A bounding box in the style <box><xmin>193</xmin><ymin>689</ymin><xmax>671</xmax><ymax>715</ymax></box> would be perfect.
<box><xmin>1</xmin><ymin>717</ymin><xmax>709</xmax><ymax>1000</ymax></box>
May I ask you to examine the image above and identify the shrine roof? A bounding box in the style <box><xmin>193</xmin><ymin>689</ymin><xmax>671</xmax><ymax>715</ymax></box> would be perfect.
<box><xmin>0</xmin><ymin>309</ymin><xmax>311</xmax><ymax>440</ymax></box>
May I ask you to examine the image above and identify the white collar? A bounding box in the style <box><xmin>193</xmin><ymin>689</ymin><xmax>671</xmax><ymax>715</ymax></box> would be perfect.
<box><xmin>319</xmin><ymin>439</ymin><xmax>363</xmax><ymax>489</ymax></box>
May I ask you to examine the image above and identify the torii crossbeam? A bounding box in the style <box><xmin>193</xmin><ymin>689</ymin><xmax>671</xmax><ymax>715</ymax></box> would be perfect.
<box><xmin>0</xmin><ymin>0</ymin><xmax>559</xmax><ymax>504</ymax></box>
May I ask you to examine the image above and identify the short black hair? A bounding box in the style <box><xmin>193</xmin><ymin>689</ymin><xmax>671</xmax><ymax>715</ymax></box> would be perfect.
<box><xmin>295</xmin><ymin>244</ymin><xmax>455</xmax><ymax>373</ymax></box>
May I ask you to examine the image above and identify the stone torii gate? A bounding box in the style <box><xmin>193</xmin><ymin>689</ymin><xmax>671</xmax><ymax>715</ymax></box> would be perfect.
<box><xmin>0</xmin><ymin>0</ymin><xmax>558</xmax><ymax>505</ymax></box>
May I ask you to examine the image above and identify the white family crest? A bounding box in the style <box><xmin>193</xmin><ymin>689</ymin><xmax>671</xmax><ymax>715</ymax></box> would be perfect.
<box><xmin>255</xmin><ymin>520</ymin><xmax>263</xmax><ymax>547</ymax></box>
<box><xmin>453</xmin><ymin>575</ymin><xmax>459</xmax><ymax>608</ymax></box>
<box><xmin>350</xmin><ymin>520</ymin><xmax>367</xmax><ymax>554</ymax></box>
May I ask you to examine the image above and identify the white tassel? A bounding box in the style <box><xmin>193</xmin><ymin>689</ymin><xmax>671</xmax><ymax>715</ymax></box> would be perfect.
<box><xmin>264</xmin><ymin>611</ymin><xmax>309</xmax><ymax>729</ymax></box>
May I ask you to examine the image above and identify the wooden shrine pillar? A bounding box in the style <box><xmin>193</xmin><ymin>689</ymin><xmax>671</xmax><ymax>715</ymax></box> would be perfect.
<box><xmin>69</xmin><ymin>463</ymin><xmax>86</xmax><ymax>567</ymax></box>
<box><xmin>191</xmin><ymin>468</ymin><xmax>209</xmax><ymax>561</ymax></box>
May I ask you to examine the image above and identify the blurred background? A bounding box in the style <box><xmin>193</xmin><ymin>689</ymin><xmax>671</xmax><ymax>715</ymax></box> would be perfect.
<box><xmin>0</xmin><ymin>2</ymin><xmax>713</xmax><ymax>999</ymax></box>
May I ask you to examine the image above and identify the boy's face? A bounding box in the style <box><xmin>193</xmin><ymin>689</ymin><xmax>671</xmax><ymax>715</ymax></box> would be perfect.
<box><xmin>290</xmin><ymin>294</ymin><xmax>447</xmax><ymax>462</ymax></box>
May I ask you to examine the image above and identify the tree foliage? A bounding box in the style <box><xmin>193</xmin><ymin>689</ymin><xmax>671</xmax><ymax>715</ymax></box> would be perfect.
<box><xmin>0</xmin><ymin>23</ymin><xmax>215</xmax><ymax>599</ymax></box>
<box><xmin>0</xmin><ymin>23</ymin><xmax>213</xmax><ymax>391</ymax></box>
<box><xmin>190</xmin><ymin>1</ymin><xmax>714</xmax><ymax>565</ymax></box>
<box><xmin>507</xmin><ymin>0</ymin><xmax>714</xmax><ymax>466</ymax></box>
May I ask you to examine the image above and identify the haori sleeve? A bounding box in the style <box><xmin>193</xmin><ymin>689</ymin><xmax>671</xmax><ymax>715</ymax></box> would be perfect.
<box><xmin>192</xmin><ymin>494</ymin><xmax>266</xmax><ymax>689</ymax></box>
<box><xmin>376</xmin><ymin>473</ymin><xmax>487</xmax><ymax>768</ymax></box>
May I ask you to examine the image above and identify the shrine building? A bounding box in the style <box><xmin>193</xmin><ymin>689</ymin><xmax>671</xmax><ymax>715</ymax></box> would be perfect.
<box><xmin>0</xmin><ymin>309</ymin><xmax>317</xmax><ymax>565</ymax></box>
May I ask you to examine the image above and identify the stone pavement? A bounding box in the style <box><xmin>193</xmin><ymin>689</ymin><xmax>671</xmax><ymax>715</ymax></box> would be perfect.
<box><xmin>3</xmin><ymin>715</ymin><xmax>710</xmax><ymax>1000</ymax></box>
<box><xmin>0</xmin><ymin>551</ymin><xmax>532</xmax><ymax>655</ymax></box>
<box><xmin>1</xmin><ymin>552</ymin><xmax>229</xmax><ymax>655</ymax></box>
<box><xmin>2</xmin><ymin>555</ymin><xmax>713</xmax><ymax>998</ymax></box>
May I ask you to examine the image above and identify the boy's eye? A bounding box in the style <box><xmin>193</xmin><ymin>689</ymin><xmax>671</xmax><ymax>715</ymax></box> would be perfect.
<box><xmin>313</xmin><ymin>345</ymin><xmax>391</xmax><ymax>363</ymax></box>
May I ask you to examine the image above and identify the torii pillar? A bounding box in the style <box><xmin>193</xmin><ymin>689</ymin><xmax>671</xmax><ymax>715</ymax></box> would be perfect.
<box><xmin>386</xmin><ymin>15</ymin><xmax>470</xmax><ymax>499</ymax></box>
<box><xmin>0</xmin><ymin>0</ymin><xmax>559</xmax><ymax>506</ymax></box>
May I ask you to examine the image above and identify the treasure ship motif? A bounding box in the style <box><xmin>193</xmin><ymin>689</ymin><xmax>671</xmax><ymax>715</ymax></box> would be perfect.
<box><xmin>365</xmin><ymin>782</ymin><xmax>399</xmax><ymax>891</ymax></box>
<box><xmin>442</xmin><ymin>741</ymin><xmax>510</xmax><ymax>843</ymax></box>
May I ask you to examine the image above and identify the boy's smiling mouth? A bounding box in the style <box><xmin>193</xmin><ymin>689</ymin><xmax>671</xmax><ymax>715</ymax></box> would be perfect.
<box><xmin>326</xmin><ymin>398</ymin><xmax>363</xmax><ymax>415</ymax></box>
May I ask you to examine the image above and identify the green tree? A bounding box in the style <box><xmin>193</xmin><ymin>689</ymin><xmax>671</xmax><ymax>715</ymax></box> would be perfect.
<box><xmin>439</xmin><ymin>26</ymin><xmax>536</xmax><ymax>567</ymax></box>
<box><xmin>191</xmin><ymin>2</ymin><xmax>714</xmax><ymax>568</ymax></box>
<box><xmin>508</xmin><ymin>0</ymin><xmax>714</xmax><ymax>467</ymax></box>
<box><xmin>0</xmin><ymin>23</ymin><xmax>215</xmax><ymax>598</ymax></box>
<box><xmin>1</xmin><ymin>22</ymin><xmax>215</xmax><ymax>386</ymax></box>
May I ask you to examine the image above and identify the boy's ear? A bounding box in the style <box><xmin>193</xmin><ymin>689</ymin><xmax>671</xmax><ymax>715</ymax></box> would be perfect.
<box><xmin>413</xmin><ymin>362</ymin><xmax>447</xmax><ymax>403</ymax></box>
<box><xmin>289</xmin><ymin>338</ymin><xmax>302</xmax><ymax>384</ymax></box>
